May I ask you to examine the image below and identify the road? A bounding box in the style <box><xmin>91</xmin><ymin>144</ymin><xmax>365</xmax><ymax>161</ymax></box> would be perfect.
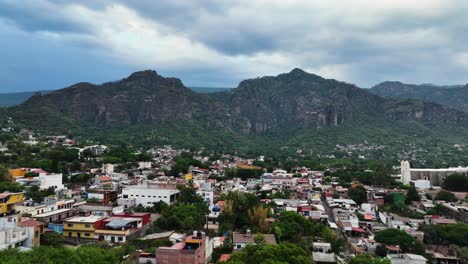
<box><xmin>320</xmin><ymin>194</ymin><xmax>353</xmax><ymax>258</ymax></box>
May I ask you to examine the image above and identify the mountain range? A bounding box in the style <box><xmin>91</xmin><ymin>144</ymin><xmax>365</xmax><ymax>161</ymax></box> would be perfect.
<box><xmin>2</xmin><ymin>69</ymin><xmax>468</xmax><ymax>156</ymax></box>
<box><xmin>0</xmin><ymin>87</ymin><xmax>230</xmax><ymax>107</ymax></box>
<box><xmin>370</xmin><ymin>81</ymin><xmax>468</xmax><ymax>113</ymax></box>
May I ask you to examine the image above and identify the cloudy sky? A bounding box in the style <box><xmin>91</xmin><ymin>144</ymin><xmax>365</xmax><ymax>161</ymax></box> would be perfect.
<box><xmin>1</xmin><ymin>0</ymin><xmax>468</xmax><ymax>92</ymax></box>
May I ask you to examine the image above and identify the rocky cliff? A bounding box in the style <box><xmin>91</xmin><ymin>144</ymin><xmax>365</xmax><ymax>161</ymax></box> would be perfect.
<box><xmin>6</xmin><ymin>69</ymin><xmax>466</xmax><ymax>135</ymax></box>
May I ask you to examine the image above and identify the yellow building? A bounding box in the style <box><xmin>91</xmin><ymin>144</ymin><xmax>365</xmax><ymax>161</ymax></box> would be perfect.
<box><xmin>8</xmin><ymin>169</ymin><xmax>27</xmax><ymax>180</ymax></box>
<box><xmin>63</xmin><ymin>215</ymin><xmax>106</xmax><ymax>240</ymax></box>
<box><xmin>0</xmin><ymin>192</ymin><xmax>24</xmax><ymax>215</ymax></box>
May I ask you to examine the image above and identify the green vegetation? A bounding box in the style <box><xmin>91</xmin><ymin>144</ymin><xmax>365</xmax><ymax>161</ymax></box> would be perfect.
<box><xmin>421</xmin><ymin>223</ymin><xmax>468</xmax><ymax>247</ymax></box>
<box><xmin>405</xmin><ymin>186</ymin><xmax>420</xmax><ymax>204</ymax></box>
<box><xmin>151</xmin><ymin>183</ymin><xmax>208</xmax><ymax>233</ymax></box>
<box><xmin>168</xmin><ymin>153</ymin><xmax>209</xmax><ymax>176</ymax></box>
<box><xmin>435</xmin><ymin>190</ymin><xmax>458</xmax><ymax>202</ymax></box>
<box><xmin>0</xmin><ymin>243</ymin><xmax>133</xmax><ymax>264</ymax></box>
<box><xmin>272</xmin><ymin>211</ymin><xmax>323</xmax><ymax>242</ymax></box>
<box><xmin>40</xmin><ymin>231</ymin><xmax>65</xmax><ymax>246</ymax></box>
<box><xmin>443</xmin><ymin>174</ymin><xmax>468</xmax><ymax>192</ymax></box>
<box><xmin>217</xmin><ymin>191</ymin><xmax>261</xmax><ymax>233</ymax></box>
<box><xmin>222</xmin><ymin>242</ymin><xmax>311</xmax><ymax>264</ymax></box>
<box><xmin>26</xmin><ymin>186</ymin><xmax>55</xmax><ymax>203</ymax></box>
<box><xmin>375</xmin><ymin>228</ymin><xmax>425</xmax><ymax>255</ymax></box>
<box><xmin>0</xmin><ymin>181</ymin><xmax>24</xmax><ymax>192</ymax></box>
<box><xmin>348</xmin><ymin>185</ymin><xmax>367</xmax><ymax>204</ymax></box>
<box><xmin>225</xmin><ymin>168</ymin><xmax>264</xmax><ymax>180</ymax></box>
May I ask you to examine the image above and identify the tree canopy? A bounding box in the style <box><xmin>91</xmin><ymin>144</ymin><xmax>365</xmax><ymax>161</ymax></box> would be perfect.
<box><xmin>435</xmin><ymin>190</ymin><xmax>458</xmax><ymax>202</ymax></box>
<box><xmin>348</xmin><ymin>185</ymin><xmax>367</xmax><ymax>204</ymax></box>
<box><xmin>222</xmin><ymin>243</ymin><xmax>311</xmax><ymax>264</ymax></box>
<box><xmin>443</xmin><ymin>174</ymin><xmax>468</xmax><ymax>192</ymax></box>
<box><xmin>375</xmin><ymin>228</ymin><xmax>424</xmax><ymax>254</ymax></box>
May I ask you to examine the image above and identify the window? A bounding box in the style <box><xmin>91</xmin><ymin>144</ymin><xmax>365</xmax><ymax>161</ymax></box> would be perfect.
<box><xmin>136</xmin><ymin>195</ymin><xmax>139</xmax><ymax>197</ymax></box>
<box><xmin>67</xmin><ymin>224</ymin><xmax>73</xmax><ymax>227</ymax></box>
<box><xmin>35</xmin><ymin>231</ymin><xmax>39</xmax><ymax>238</ymax></box>
<box><xmin>85</xmin><ymin>233</ymin><xmax>91</xmax><ymax>237</ymax></box>
<box><xmin>85</xmin><ymin>224</ymin><xmax>91</xmax><ymax>228</ymax></box>
<box><xmin>118</xmin><ymin>237</ymin><xmax>123</xmax><ymax>241</ymax></box>
<box><xmin>237</xmin><ymin>245</ymin><xmax>242</xmax><ymax>249</ymax></box>
<box><xmin>142</xmin><ymin>195</ymin><xmax>145</xmax><ymax>197</ymax></box>
<box><xmin>123</xmin><ymin>195</ymin><xmax>128</xmax><ymax>198</ymax></box>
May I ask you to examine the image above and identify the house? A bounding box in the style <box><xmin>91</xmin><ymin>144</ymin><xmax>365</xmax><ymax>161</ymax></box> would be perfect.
<box><xmin>387</xmin><ymin>253</ymin><xmax>427</xmax><ymax>264</ymax></box>
<box><xmin>313</xmin><ymin>252</ymin><xmax>337</xmax><ymax>264</ymax></box>
<box><xmin>120</xmin><ymin>182</ymin><xmax>180</xmax><ymax>207</ymax></box>
<box><xmin>33</xmin><ymin>208</ymin><xmax>74</xmax><ymax>225</ymax></box>
<box><xmin>232</xmin><ymin>230</ymin><xmax>276</xmax><ymax>250</ymax></box>
<box><xmin>63</xmin><ymin>215</ymin><xmax>106</xmax><ymax>240</ymax></box>
<box><xmin>0</xmin><ymin>192</ymin><xmax>24</xmax><ymax>216</ymax></box>
<box><xmin>154</xmin><ymin>231</ymin><xmax>208</xmax><ymax>264</ymax></box>
<box><xmin>94</xmin><ymin>212</ymin><xmax>151</xmax><ymax>243</ymax></box>
<box><xmin>18</xmin><ymin>219</ymin><xmax>46</xmax><ymax>247</ymax></box>
<box><xmin>0</xmin><ymin>216</ymin><xmax>29</xmax><ymax>250</ymax></box>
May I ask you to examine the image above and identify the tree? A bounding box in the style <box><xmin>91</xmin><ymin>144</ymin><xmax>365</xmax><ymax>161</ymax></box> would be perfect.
<box><xmin>248</xmin><ymin>205</ymin><xmax>268</xmax><ymax>233</ymax></box>
<box><xmin>421</xmin><ymin>223</ymin><xmax>468</xmax><ymax>247</ymax></box>
<box><xmin>272</xmin><ymin>211</ymin><xmax>324</xmax><ymax>242</ymax></box>
<box><xmin>435</xmin><ymin>190</ymin><xmax>458</xmax><ymax>202</ymax></box>
<box><xmin>40</xmin><ymin>231</ymin><xmax>65</xmax><ymax>246</ymax></box>
<box><xmin>253</xmin><ymin>233</ymin><xmax>266</xmax><ymax>246</ymax></box>
<box><xmin>348</xmin><ymin>254</ymin><xmax>391</xmax><ymax>264</ymax></box>
<box><xmin>0</xmin><ymin>181</ymin><xmax>24</xmax><ymax>193</ymax></box>
<box><xmin>0</xmin><ymin>164</ymin><xmax>10</xmax><ymax>181</ymax></box>
<box><xmin>443</xmin><ymin>174</ymin><xmax>468</xmax><ymax>192</ymax></box>
<box><xmin>348</xmin><ymin>185</ymin><xmax>367</xmax><ymax>204</ymax></box>
<box><xmin>375</xmin><ymin>244</ymin><xmax>388</xmax><ymax>257</ymax></box>
<box><xmin>26</xmin><ymin>186</ymin><xmax>56</xmax><ymax>203</ymax></box>
<box><xmin>405</xmin><ymin>186</ymin><xmax>420</xmax><ymax>204</ymax></box>
<box><xmin>375</xmin><ymin>228</ymin><xmax>425</xmax><ymax>254</ymax></box>
<box><xmin>223</xmin><ymin>242</ymin><xmax>311</xmax><ymax>264</ymax></box>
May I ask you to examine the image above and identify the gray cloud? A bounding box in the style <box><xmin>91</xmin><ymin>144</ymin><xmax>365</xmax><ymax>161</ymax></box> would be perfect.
<box><xmin>0</xmin><ymin>0</ymin><xmax>468</xmax><ymax>92</ymax></box>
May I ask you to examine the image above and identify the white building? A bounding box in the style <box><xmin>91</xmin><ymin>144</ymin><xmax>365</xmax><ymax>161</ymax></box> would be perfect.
<box><xmin>138</xmin><ymin>162</ymin><xmax>152</xmax><ymax>170</ymax></box>
<box><xmin>195</xmin><ymin>181</ymin><xmax>214</xmax><ymax>205</ymax></box>
<box><xmin>387</xmin><ymin>253</ymin><xmax>427</xmax><ymax>264</ymax></box>
<box><xmin>411</xmin><ymin>180</ymin><xmax>431</xmax><ymax>189</ymax></box>
<box><xmin>401</xmin><ymin>160</ymin><xmax>468</xmax><ymax>186</ymax></box>
<box><xmin>102</xmin><ymin>164</ymin><xmax>115</xmax><ymax>174</ymax></box>
<box><xmin>0</xmin><ymin>216</ymin><xmax>29</xmax><ymax>250</ymax></box>
<box><xmin>120</xmin><ymin>183</ymin><xmax>180</xmax><ymax>207</ymax></box>
<box><xmin>15</xmin><ymin>173</ymin><xmax>64</xmax><ymax>190</ymax></box>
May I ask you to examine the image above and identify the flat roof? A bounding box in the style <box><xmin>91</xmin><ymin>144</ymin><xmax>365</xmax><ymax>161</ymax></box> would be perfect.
<box><xmin>33</xmin><ymin>208</ymin><xmax>71</xmax><ymax>218</ymax></box>
<box><xmin>64</xmin><ymin>215</ymin><xmax>105</xmax><ymax>223</ymax></box>
<box><xmin>312</xmin><ymin>252</ymin><xmax>336</xmax><ymax>263</ymax></box>
<box><xmin>410</xmin><ymin>168</ymin><xmax>468</xmax><ymax>172</ymax></box>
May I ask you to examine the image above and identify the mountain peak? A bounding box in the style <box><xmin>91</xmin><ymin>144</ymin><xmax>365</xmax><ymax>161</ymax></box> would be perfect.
<box><xmin>289</xmin><ymin>68</ymin><xmax>307</xmax><ymax>75</ymax></box>
<box><xmin>275</xmin><ymin>68</ymin><xmax>324</xmax><ymax>82</ymax></box>
<box><xmin>125</xmin><ymin>70</ymin><xmax>161</xmax><ymax>81</ymax></box>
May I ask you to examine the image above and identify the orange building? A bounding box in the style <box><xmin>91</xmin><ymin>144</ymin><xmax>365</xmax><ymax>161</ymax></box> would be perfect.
<box><xmin>18</xmin><ymin>219</ymin><xmax>46</xmax><ymax>247</ymax></box>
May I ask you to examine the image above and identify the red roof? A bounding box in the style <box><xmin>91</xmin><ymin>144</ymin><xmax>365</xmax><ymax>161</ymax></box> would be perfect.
<box><xmin>18</xmin><ymin>219</ymin><xmax>44</xmax><ymax>227</ymax></box>
<box><xmin>386</xmin><ymin>245</ymin><xmax>400</xmax><ymax>251</ymax></box>
<box><xmin>219</xmin><ymin>254</ymin><xmax>231</xmax><ymax>262</ymax></box>
<box><xmin>0</xmin><ymin>193</ymin><xmax>11</xmax><ymax>199</ymax></box>
<box><xmin>100</xmin><ymin>176</ymin><xmax>112</xmax><ymax>181</ymax></box>
<box><xmin>351</xmin><ymin>227</ymin><xmax>366</xmax><ymax>233</ymax></box>
<box><xmin>32</xmin><ymin>169</ymin><xmax>47</xmax><ymax>174</ymax></box>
